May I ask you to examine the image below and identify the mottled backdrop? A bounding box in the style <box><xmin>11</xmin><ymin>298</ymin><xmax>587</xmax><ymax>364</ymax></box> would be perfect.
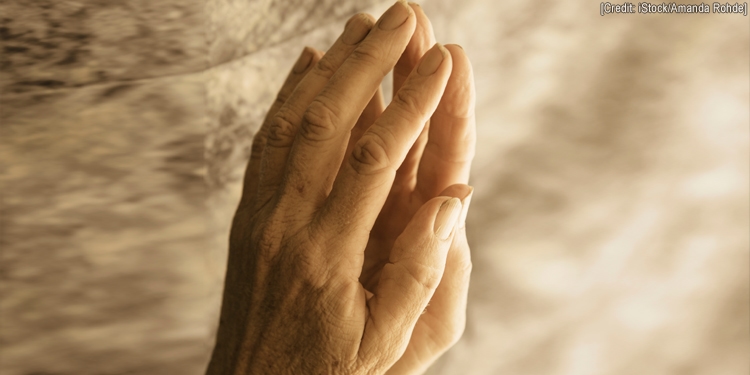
<box><xmin>1</xmin><ymin>0</ymin><xmax>748</xmax><ymax>374</ymax></box>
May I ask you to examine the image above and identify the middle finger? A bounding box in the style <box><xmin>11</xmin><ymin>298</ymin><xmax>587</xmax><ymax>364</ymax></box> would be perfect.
<box><xmin>278</xmin><ymin>0</ymin><xmax>417</xmax><ymax>211</ymax></box>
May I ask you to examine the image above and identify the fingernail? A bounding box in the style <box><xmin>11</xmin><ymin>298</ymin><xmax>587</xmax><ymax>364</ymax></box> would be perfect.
<box><xmin>418</xmin><ymin>43</ymin><xmax>446</xmax><ymax>76</ymax></box>
<box><xmin>434</xmin><ymin>197</ymin><xmax>462</xmax><ymax>240</ymax></box>
<box><xmin>458</xmin><ymin>186</ymin><xmax>474</xmax><ymax>229</ymax></box>
<box><xmin>408</xmin><ymin>1</ymin><xmax>421</xmax><ymax>8</ymax></box>
<box><xmin>342</xmin><ymin>14</ymin><xmax>371</xmax><ymax>45</ymax></box>
<box><xmin>292</xmin><ymin>47</ymin><xmax>313</xmax><ymax>73</ymax></box>
<box><xmin>379</xmin><ymin>0</ymin><xmax>411</xmax><ymax>30</ymax></box>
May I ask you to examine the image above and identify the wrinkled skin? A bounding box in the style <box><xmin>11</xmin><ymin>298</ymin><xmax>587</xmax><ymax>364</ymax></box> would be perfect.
<box><xmin>205</xmin><ymin>2</ymin><xmax>477</xmax><ymax>375</ymax></box>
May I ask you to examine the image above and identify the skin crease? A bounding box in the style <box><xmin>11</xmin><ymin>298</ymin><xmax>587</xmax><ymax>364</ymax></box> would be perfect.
<box><xmin>205</xmin><ymin>2</ymin><xmax>477</xmax><ymax>375</ymax></box>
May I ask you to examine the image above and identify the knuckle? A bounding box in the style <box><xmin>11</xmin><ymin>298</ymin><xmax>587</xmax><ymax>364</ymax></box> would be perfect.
<box><xmin>300</xmin><ymin>98</ymin><xmax>340</xmax><ymax>143</ymax></box>
<box><xmin>250</xmin><ymin>132</ymin><xmax>266</xmax><ymax>159</ymax></box>
<box><xmin>393</xmin><ymin>86</ymin><xmax>425</xmax><ymax>117</ymax></box>
<box><xmin>266</xmin><ymin>108</ymin><xmax>298</xmax><ymax>147</ymax></box>
<box><xmin>349</xmin><ymin>133</ymin><xmax>392</xmax><ymax>175</ymax></box>
<box><xmin>278</xmin><ymin>242</ymin><xmax>332</xmax><ymax>289</ymax></box>
<box><xmin>313</xmin><ymin>55</ymin><xmax>338</xmax><ymax>79</ymax></box>
<box><xmin>274</xmin><ymin>90</ymin><xmax>290</xmax><ymax>108</ymax></box>
<box><xmin>349</xmin><ymin>44</ymin><xmax>387</xmax><ymax>75</ymax></box>
<box><xmin>401</xmin><ymin>260</ymin><xmax>441</xmax><ymax>291</ymax></box>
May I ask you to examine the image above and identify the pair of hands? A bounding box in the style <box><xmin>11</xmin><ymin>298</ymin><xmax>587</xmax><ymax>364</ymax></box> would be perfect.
<box><xmin>207</xmin><ymin>1</ymin><xmax>476</xmax><ymax>374</ymax></box>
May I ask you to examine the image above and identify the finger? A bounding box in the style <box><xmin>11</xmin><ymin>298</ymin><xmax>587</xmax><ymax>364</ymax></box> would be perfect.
<box><xmin>393</xmin><ymin>2</ymin><xmax>435</xmax><ymax>98</ymax></box>
<box><xmin>387</xmin><ymin>184</ymin><xmax>473</xmax><ymax>374</ymax></box>
<box><xmin>415</xmin><ymin>44</ymin><xmax>476</xmax><ymax>200</ymax></box>
<box><xmin>279</xmin><ymin>0</ymin><xmax>417</xmax><ymax>209</ymax></box>
<box><xmin>391</xmin><ymin>3</ymin><xmax>435</xmax><ymax>192</ymax></box>
<box><xmin>254</xmin><ymin>13</ymin><xmax>376</xmax><ymax>211</ymax></box>
<box><xmin>341</xmin><ymin>87</ymin><xmax>385</xmax><ymax>174</ymax></box>
<box><xmin>240</xmin><ymin>47</ymin><xmax>322</xmax><ymax>208</ymax></box>
<box><xmin>317</xmin><ymin>44</ymin><xmax>452</xmax><ymax>254</ymax></box>
<box><xmin>359</xmin><ymin>195</ymin><xmax>462</xmax><ymax>368</ymax></box>
<box><xmin>393</xmin><ymin>120</ymin><xmax>428</xmax><ymax>193</ymax></box>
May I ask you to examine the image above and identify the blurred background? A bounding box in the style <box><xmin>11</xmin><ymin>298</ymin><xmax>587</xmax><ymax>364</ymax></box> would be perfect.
<box><xmin>1</xmin><ymin>0</ymin><xmax>748</xmax><ymax>374</ymax></box>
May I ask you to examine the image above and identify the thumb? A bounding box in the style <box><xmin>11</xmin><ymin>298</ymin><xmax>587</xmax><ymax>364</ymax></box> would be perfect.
<box><xmin>359</xmin><ymin>194</ymin><xmax>463</xmax><ymax>369</ymax></box>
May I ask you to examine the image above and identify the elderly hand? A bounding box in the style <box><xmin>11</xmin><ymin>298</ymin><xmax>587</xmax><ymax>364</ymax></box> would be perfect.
<box><xmin>206</xmin><ymin>1</ymin><xmax>476</xmax><ymax>374</ymax></box>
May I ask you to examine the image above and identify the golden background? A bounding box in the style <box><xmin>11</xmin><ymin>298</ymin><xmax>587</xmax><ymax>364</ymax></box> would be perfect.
<box><xmin>1</xmin><ymin>0</ymin><xmax>748</xmax><ymax>374</ymax></box>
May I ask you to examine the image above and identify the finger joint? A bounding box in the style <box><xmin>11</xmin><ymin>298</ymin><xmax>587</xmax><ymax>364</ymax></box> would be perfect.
<box><xmin>348</xmin><ymin>44</ymin><xmax>388</xmax><ymax>76</ymax></box>
<box><xmin>392</xmin><ymin>87</ymin><xmax>425</xmax><ymax>119</ymax></box>
<box><xmin>300</xmin><ymin>98</ymin><xmax>341</xmax><ymax>143</ymax></box>
<box><xmin>396</xmin><ymin>260</ymin><xmax>442</xmax><ymax>293</ymax></box>
<box><xmin>313</xmin><ymin>55</ymin><xmax>339</xmax><ymax>80</ymax></box>
<box><xmin>349</xmin><ymin>133</ymin><xmax>393</xmax><ymax>175</ymax></box>
<box><xmin>266</xmin><ymin>108</ymin><xmax>299</xmax><ymax>148</ymax></box>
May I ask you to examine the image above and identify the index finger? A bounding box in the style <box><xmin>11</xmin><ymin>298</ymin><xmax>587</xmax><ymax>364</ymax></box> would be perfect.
<box><xmin>392</xmin><ymin>2</ymin><xmax>436</xmax><ymax>191</ymax></box>
<box><xmin>393</xmin><ymin>2</ymin><xmax>436</xmax><ymax>97</ymax></box>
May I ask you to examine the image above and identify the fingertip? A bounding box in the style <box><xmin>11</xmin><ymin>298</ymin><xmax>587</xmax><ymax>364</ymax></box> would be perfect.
<box><xmin>435</xmin><ymin>186</ymin><xmax>472</xmax><ymax>249</ymax></box>
<box><xmin>344</xmin><ymin>13</ymin><xmax>377</xmax><ymax>34</ymax></box>
<box><xmin>395</xmin><ymin>2</ymin><xmax>435</xmax><ymax>71</ymax></box>
<box><xmin>378</xmin><ymin>0</ymin><xmax>415</xmax><ymax>31</ymax></box>
<box><xmin>444</xmin><ymin>43</ymin><xmax>464</xmax><ymax>53</ymax></box>
<box><xmin>362</xmin><ymin>12</ymin><xmax>378</xmax><ymax>25</ymax></box>
<box><xmin>438</xmin><ymin>183</ymin><xmax>473</xmax><ymax>200</ymax></box>
<box><xmin>407</xmin><ymin>2</ymin><xmax>430</xmax><ymax>27</ymax></box>
<box><xmin>291</xmin><ymin>47</ymin><xmax>324</xmax><ymax>75</ymax></box>
<box><xmin>436</xmin><ymin>44</ymin><xmax>475</xmax><ymax>117</ymax></box>
<box><xmin>409</xmin><ymin>1</ymin><xmax>434</xmax><ymax>41</ymax></box>
<box><xmin>306</xmin><ymin>46</ymin><xmax>323</xmax><ymax>56</ymax></box>
<box><xmin>343</xmin><ymin>13</ymin><xmax>376</xmax><ymax>45</ymax></box>
<box><xmin>444</xmin><ymin>44</ymin><xmax>473</xmax><ymax>79</ymax></box>
<box><xmin>403</xmin><ymin>194</ymin><xmax>453</xmax><ymax>235</ymax></box>
<box><xmin>417</xmin><ymin>43</ymin><xmax>449</xmax><ymax>76</ymax></box>
<box><xmin>307</xmin><ymin>47</ymin><xmax>325</xmax><ymax>64</ymax></box>
<box><xmin>292</xmin><ymin>47</ymin><xmax>315</xmax><ymax>73</ymax></box>
<box><xmin>434</xmin><ymin>197</ymin><xmax>462</xmax><ymax>240</ymax></box>
<box><xmin>346</xmin><ymin>12</ymin><xmax>376</xmax><ymax>29</ymax></box>
<box><xmin>457</xmin><ymin>186</ymin><xmax>473</xmax><ymax>229</ymax></box>
<box><xmin>405</xmin><ymin>193</ymin><xmax>463</xmax><ymax>242</ymax></box>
